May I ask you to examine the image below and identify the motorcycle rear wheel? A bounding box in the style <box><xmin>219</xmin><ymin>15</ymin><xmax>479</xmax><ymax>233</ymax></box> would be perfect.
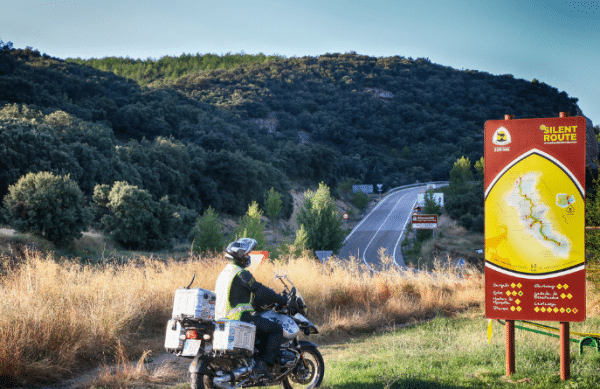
<box><xmin>189</xmin><ymin>372</ymin><xmax>204</xmax><ymax>389</ymax></box>
<box><xmin>281</xmin><ymin>345</ymin><xmax>324</xmax><ymax>389</ymax></box>
<box><xmin>189</xmin><ymin>372</ymin><xmax>218</xmax><ymax>389</ymax></box>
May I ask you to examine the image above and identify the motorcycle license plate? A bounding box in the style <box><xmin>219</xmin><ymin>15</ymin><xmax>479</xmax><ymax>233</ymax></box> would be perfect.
<box><xmin>182</xmin><ymin>339</ymin><xmax>202</xmax><ymax>356</ymax></box>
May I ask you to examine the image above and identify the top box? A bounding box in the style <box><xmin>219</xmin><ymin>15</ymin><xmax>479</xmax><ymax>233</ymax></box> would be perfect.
<box><xmin>171</xmin><ymin>288</ymin><xmax>216</xmax><ymax>321</ymax></box>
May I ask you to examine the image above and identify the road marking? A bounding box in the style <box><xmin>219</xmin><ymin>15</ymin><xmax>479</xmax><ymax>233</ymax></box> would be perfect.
<box><xmin>362</xmin><ymin>191</ymin><xmax>412</xmax><ymax>270</ymax></box>
<box><xmin>393</xmin><ymin>198</ymin><xmax>418</xmax><ymax>267</ymax></box>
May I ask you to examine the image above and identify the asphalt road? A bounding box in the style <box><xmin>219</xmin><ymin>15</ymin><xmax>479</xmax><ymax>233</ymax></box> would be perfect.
<box><xmin>338</xmin><ymin>186</ymin><xmax>423</xmax><ymax>270</ymax></box>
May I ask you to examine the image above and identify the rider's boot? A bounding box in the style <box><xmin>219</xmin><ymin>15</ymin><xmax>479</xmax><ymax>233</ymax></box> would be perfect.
<box><xmin>253</xmin><ymin>359</ymin><xmax>274</xmax><ymax>381</ymax></box>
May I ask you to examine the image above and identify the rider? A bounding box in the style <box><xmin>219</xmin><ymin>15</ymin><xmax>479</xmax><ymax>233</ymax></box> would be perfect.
<box><xmin>214</xmin><ymin>238</ymin><xmax>288</xmax><ymax>379</ymax></box>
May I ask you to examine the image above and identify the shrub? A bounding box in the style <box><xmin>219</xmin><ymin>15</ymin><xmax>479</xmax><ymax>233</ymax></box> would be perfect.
<box><xmin>233</xmin><ymin>201</ymin><xmax>267</xmax><ymax>249</ymax></box>
<box><xmin>264</xmin><ymin>187</ymin><xmax>282</xmax><ymax>221</ymax></box>
<box><xmin>94</xmin><ymin>181</ymin><xmax>175</xmax><ymax>250</ymax></box>
<box><xmin>2</xmin><ymin>171</ymin><xmax>91</xmax><ymax>247</ymax></box>
<box><xmin>352</xmin><ymin>191</ymin><xmax>369</xmax><ymax>211</ymax></box>
<box><xmin>296</xmin><ymin>182</ymin><xmax>346</xmax><ymax>254</ymax></box>
<box><xmin>191</xmin><ymin>206</ymin><xmax>225</xmax><ymax>253</ymax></box>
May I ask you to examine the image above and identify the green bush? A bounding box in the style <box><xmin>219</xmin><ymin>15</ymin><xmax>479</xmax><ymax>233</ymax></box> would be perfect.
<box><xmin>296</xmin><ymin>182</ymin><xmax>346</xmax><ymax>254</ymax></box>
<box><xmin>445</xmin><ymin>157</ymin><xmax>483</xmax><ymax>232</ymax></box>
<box><xmin>190</xmin><ymin>206</ymin><xmax>225</xmax><ymax>253</ymax></box>
<box><xmin>264</xmin><ymin>187</ymin><xmax>282</xmax><ymax>221</ymax></box>
<box><xmin>233</xmin><ymin>201</ymin><xmax>267</xmax><ymax>249</ymax></box>
<box><xmin>2</xmin><ymin>171</ymin><xmax>91</xmax><ymax>247</ymax></box>
<box><xmin>94</xmin><ymin>181</ymin><xmax>175</xmax><ymax>250</ymax></box>
<box><xmin>352</xmin><ymin>191</ymin><xmax>369</xmax><ymax>211</ymax></box>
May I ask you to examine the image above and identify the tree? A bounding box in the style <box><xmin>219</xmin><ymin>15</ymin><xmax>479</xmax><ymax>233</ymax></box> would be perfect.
<box><xmin>293</xmin><ymin>224</ymin><xmax>309</xmax><ymax>254</ymax></box>
<box><xmin>2</xmin><ymin>171</ymin><xmax>91</xmax><ymax>247</ymax></box>
<box><xmin>445</xmin><ymin>157</ymin><xmax>483</xmax><ymax>232</ymax></box>
<box><xmin>234</xmin><ymin>201</ymin><xmax>267</xmax><ymax>249</ymax></box>
<box><xmin>352</xmin><ymin>191</ymin><xmax>369</xmax><ymax>212</ymax></box>
<box><xmin>264</xmin><ymin>187</ymin><xmax>282</xmax><ymax>222</ymax></box>
<box><xmin>94</xmin><ymin>181</ymin><xmax>175</xmax><ymax>250</ymax></box>
<box><xmin>474</xmin><ymin>157</ymin><xmax>484</xmax><ymax>180</ymax></box>
<box><xmin>422</xmin><ymin>190</ymin><xmax>442</xmax><ymax>215</ymax></box>
<box><xmin>191</xmin><ymin>206</ymin><xmax>225</xmax><ymax>253</ymax></box>
<box><xmin>586</xmin><ymin>176</ymin><xmax>600</xmax><ymax>266</ymax></box>
<box><xmin>449</xmin><ymin>156</ymin><xmax>473</xmax><ymax>193</ymax></box>
<box><xmin>296</xmin><ymin>182</ymin><xmax>346</xmax><ymax>254</ymax></box>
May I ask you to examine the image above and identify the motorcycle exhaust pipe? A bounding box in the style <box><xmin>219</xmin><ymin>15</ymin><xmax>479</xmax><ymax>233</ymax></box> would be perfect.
<box><xmin>212</xmin><ymin>366</ymin><xmax>253</xmax><ymax>389</ymax></box>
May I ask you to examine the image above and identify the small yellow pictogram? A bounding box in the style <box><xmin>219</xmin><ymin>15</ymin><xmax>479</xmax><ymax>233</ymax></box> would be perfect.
<box><xmin>535</xmin><ymin>307</ymin><xmax>540</xmax><ymax>312</ymax></box>
<box><xmin>506</xmin><ymin>291</ymin><xmax>511</xmax><ymax>296</ymax></box>
<box><xmin>574</xmin><ymin>308</ymin><xmax>579</xmax><ymax>314</ymax></box>
<box><xmin>557</xmin><ymin>284</ymin><xmax>563</xmax><ymax>289</ymax></box>
<box><xmin>568</xmin><ymin>294</ymin><xmax>573</xmax><ymax>299</ymax></box>
<box><xmin>541</xmin><ymin>307</ymin><xmax>546</xmax><ymax>312</ymax></box>
<box><xmin>518</xmin><ymin>291</ymin><xmax>523</xmax><ymax>296</ymax></box>
<box><xmin>512</xmin><ymin>291</ymin><xmax>518</xmax><ymax>296</ymax></box>
<box><xmin>511</xmin><ymin>306</ymin><xmax>516</xmax><ymax>311</ymax></box>
<box><xmin>560</xmin><ymin>308</ymin><xmax>565</xmax><ymax>313</ymax></box>
<box><xmin>561</xmin><ymin>293</ymin><xmax>566</xmax><ymax>299</ymax></box>
<box><xmin>517</xmin><ymin>283</ymin><xmax>522</xmax><ymax>288</ymax></box>
<box><xmin>517</xmin><ymin>306</ymin><xmax>522</xmax><ymax>312</ymax></box>
<box><xmin>554</xmin><ymin>308</ymin><xmax>559</xmax><ymax>313</ymax></box>
<box><xmin>564</xmin><ymin>284</ymin><xmax>569</xmax><ymax>290</ymax></box>
<box><xmin>516</xmin><ymin>299</ymin><xmax>521</xmax><ymax>305</ymax></box>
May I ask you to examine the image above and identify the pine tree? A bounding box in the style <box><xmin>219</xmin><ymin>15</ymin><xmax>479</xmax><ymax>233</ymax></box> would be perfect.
<box><xmin>191</xmin><ymin>206</ymin><xmax>225</xmax><ymax>253</ymax></box>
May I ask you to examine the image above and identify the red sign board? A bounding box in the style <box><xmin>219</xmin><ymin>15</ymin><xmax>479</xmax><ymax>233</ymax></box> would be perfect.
<box><xmin>412</xmin><ymin>214</ymin><xmax>438</xmax><ymax>229</ymax></box>
<box><xmin>484</xmin><ymin>116</ymin><xmax>586</xmax><ymax>322</ymax></box>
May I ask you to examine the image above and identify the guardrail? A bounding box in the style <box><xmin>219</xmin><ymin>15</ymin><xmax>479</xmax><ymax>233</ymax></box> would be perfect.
<box><xmin>387</xmin><ymin>181</ymin><xmax>449</xmax><ymax>194</ymax></box>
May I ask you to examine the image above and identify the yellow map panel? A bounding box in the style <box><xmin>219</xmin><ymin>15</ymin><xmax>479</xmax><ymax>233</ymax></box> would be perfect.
<box><xmin>485</xmin><ymin>154</ymin><xmax>584</xmax><ymax>274</ymax></box>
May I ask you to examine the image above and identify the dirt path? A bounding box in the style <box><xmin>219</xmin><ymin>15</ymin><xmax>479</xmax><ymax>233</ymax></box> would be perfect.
<box><xmin>44</xmin><ymin>351</ymin><xmax>192</xmax><ymax>389</ymax></box>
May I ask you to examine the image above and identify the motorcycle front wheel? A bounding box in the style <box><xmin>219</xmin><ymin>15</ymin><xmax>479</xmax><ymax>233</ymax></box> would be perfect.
<box><xmin>281</xmin><ymin>345</ymin><xmax>324</xmax><ymax>389</ymax></box>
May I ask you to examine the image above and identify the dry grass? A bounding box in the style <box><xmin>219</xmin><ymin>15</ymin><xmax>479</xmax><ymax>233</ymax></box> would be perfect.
<box><xmin>0</xmin><ymin>248</ymin><xmax>484</xmax><ymax>386</ymax></box>
<box><xmin>418</xmin><ymin>214</ymin><xmax>484</xmax><ymax>268</ymax></box>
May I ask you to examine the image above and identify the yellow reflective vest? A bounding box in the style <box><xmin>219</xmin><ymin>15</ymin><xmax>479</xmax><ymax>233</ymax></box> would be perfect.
<box><xmin>215</xmin><ymin>263</ymin><xmax>254</xmax><ymax>320</ymax></box>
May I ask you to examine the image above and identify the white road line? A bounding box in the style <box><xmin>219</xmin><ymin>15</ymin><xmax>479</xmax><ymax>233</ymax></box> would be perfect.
<box><xmin>392</xmin><ymin>198</ymin><xmax>418</xmax><ymax>267</ymax></box>
<box><xmin>343</xmin><ymin>192</ymin><xmax>392</xmax><ymax>244</ymax></box>
<box><xmin>362</xmin><ymin>191</ymin><xmax>411</xmax><ymax>270</ymax></box>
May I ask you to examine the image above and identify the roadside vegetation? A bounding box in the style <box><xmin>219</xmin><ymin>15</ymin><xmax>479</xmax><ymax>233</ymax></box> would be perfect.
<box><xmin>0</xmin><ymin>245</ymin><xmax>482</xmax><ymax>387</ymax></box>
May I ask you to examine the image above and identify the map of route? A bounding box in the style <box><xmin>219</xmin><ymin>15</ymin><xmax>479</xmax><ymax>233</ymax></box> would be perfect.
<box><xmin>505</xmin><ymin>172</ymin><xmax>570</xmax><ymax>258</ymax></box>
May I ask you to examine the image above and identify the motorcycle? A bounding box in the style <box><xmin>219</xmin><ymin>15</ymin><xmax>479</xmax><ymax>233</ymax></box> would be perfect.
<box><xmin>165</xmin><ymin>272</ymin><xmax>324</xmax><ymax>389</ymax></box>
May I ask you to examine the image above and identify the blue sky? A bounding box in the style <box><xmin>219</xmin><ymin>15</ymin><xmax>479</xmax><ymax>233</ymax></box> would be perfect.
<box><xmin>2</xmin><ymin>0</ymin><xmax>598</xmax><ymax>124</ymax></box>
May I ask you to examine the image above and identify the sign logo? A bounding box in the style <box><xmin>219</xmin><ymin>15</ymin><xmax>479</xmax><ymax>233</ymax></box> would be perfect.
<box><xmin>492</xmin><ymin>126</ymin><xmax>512</xmax><ymax>146</ymax></box>
<box><xmin>540</xmin><ymin>124</ymin><xmax>579</xmax><ymax>144</ymax></box>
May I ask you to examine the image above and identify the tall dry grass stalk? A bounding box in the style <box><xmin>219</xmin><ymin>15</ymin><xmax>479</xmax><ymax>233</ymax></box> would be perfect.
<box><xmin>0</xmin><ymin>248</ymin><xmax>484</xmax><ymax>386</ymax></box>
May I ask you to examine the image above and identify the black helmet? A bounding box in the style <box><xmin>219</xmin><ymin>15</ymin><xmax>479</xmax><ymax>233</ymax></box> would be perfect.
<box><xmin>225</xmin><ymin>238</ymin><xmax>257</xmax><ymax>268</ymax></box>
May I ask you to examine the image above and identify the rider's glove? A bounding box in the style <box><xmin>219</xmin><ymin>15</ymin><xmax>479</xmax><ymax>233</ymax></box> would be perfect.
<box><xmin>287</xmin><ymin>297</ymin><xmax>299</xmax><ymax>312</ymax></box>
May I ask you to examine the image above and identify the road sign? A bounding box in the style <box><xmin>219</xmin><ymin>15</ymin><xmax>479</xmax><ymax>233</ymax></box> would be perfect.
<box><xmin>417</xmin><ymin>193</ymin><xmax>444</xmax><ymax>207</ymax></box>
<box><xmin>353</xmin><ymin>184</ymin><xmax>373</xmax><ymax>194</ymax></box>
<box><xmin>249</xmin><ymin>251</ymin><xmax>269</xmax><ymax>267</ymax></box>
<box><xmin>342</xmin><ymin>213</ymin><xmax>349</xmax><ymax>220</ymax></box>
<box><xmin>484</xmin><ymin>115</ymin><xmax>586</xmax><ymax>322</ymax></box>
<box><xmin>411</xmin><ymin>214</ymin><xmax>437</xmax><ymax>229</ymax></box>
<box><xmin>315</xmin><ymin>251</ymin><xmax>333</xmax><ymax>263</ymax></box>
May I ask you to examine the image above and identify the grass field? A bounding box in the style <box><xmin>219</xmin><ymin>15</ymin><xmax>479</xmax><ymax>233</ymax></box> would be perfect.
<box><xmin>1</xmin><ymin>241</ymin><xmax>600</xmax><ymax>388</ymax></box>
<box><xmin>321</xmin><ymin>316</ymin><xmax>600</xmax><ymax>389</ymax></box>
<box><xmin>0</xmin><ymin>246</ymin><xmax>482</xmax><ymax>387</ymax></box>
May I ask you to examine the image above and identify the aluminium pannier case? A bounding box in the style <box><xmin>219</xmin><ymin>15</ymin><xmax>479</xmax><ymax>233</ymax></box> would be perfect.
<box><xmin>213</xmin><ymin>319</ymin><xmax>256</xmax><ymax>355</ymax></box>
<box><xmin>164</xmin><ymin>319</ymin><xmax>185</xmax><ymax>353</ymax></box>
<box><xmin>171</xmin><ymin>288</ymin><xmax>216</xmax><ymax>321</ymax></box>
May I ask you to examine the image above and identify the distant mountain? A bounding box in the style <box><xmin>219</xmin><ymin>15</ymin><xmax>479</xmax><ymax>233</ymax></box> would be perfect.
<box><xmin>0</xmin><ymin>46</ymin><xmax>584</xmax><ymax>219</ymax></box>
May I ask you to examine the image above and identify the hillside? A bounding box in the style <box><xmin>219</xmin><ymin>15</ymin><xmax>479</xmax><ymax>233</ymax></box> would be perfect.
<box><xmin>0</xmin><ymin>46</ymin><xmax>585</xmax><ymax>224</ymax></box>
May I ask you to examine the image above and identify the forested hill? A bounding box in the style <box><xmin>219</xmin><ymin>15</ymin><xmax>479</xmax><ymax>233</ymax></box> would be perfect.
<box><xmin>0</xmin><ymin>46</ymin><xmax>581</xmax><ymax>219</ymax></box>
